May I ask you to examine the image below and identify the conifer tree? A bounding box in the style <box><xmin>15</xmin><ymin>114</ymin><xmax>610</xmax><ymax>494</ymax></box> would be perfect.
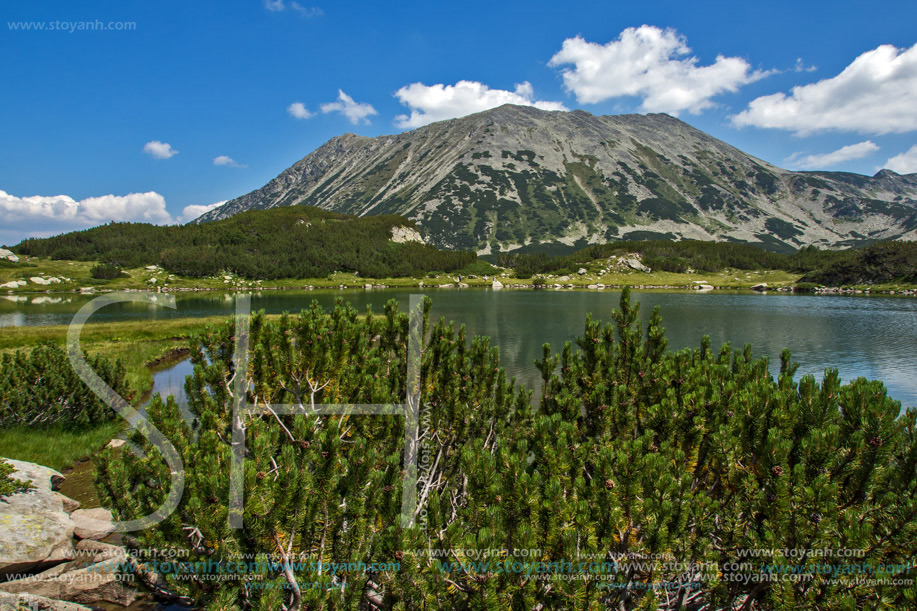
<box><xmin>0</xmin><ymin>342</ymin><xmax>130</xmax><ymax>427</ymax></box>
<box><xmin>96</xmin><ymin>292</ymin><xmax>917</xmax><ymax>610</ymax></box>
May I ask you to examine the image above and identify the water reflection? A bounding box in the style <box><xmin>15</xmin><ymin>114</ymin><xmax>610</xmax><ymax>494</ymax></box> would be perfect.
<box><xmin>7</xmin><ymin>288</ymin><xmax>917</xmax><ymax>407</ymax></box>
<box><xmin>146</xmin><ymin>358</ymin><xmax>195</xmax><ymax>428</ymax></box>
<box><xmin>0</xmin><ymin>312</ymin><xmax>25</xmax><ymax>327</ymax></box>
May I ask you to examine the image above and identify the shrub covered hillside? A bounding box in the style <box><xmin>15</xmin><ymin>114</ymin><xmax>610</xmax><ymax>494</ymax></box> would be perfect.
<box><xmin>13</xmin><ymin>206</ymin><xmax>476</xmax><ymax>280</ymax></box>
<box><xmin>498</xmin><ymin>239</ymin><xmax>917</xmax><ymax>285</ymax></box>
<box><xmin>800</xmin><ymin>240</ymin><xmax>917</xmax><ymax>286</ymax></box>
<box><xmin>96</xmin><ymin>292</ymin><xmax>917</xmax><ymax>611</ymax></box>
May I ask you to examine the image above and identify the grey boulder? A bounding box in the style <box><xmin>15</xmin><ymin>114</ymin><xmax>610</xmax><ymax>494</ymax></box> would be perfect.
<box><xmin>0</xmin><ymin>459</ymin><xmax>75</xmax><ymax>577</ymax></box>
<box><xmin>69</xmin><ymin>508</ymin><xmax>115</xmax><ymax>541</ymax></box>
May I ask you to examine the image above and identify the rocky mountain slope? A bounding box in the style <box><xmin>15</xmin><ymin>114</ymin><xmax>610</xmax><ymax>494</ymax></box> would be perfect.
<box><xmin>197</xmin><ymin>105</ymin><xmax>917</xmax><ymax>253</ymax></box>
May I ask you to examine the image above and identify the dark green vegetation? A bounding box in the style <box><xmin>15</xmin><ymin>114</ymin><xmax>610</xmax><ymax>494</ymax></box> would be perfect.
<box><xmin>498</xmin><ymin>240</ymin><xmax>833</xmax><ymax>277</ymax></box>
<box><xmin>500</xmin><ymin>239</ymin><xmax>917</xmax><ymax>285</ymax></box>
<box><xmin>0</xmin><ymin>316</ymin><xmax>286</xmax><ymax>474</ymax></box>
<box><xmin>0</xmin><ymin>342</ymin><xmax>130</xmax><ymax>427</ymax></box>
<box><xmin>96</xmin><ymin>293</ymin><xmax>917</xmax><ymax>610</ymax></box>
<box><xmin>0</xmin><ymin>333</ymin><xmax>130</xmax><ymax>485</ymax></box>
<box><xmin>14</xmin><ymin>207</ymin><xmax>475</xmax><ymax>280</ymax></box>
<box><xmin>800</xmin><ymin>241</ymin><xmax>917</xmax><ymax>286</ymax></box>
<box><xmin>0</xmin><ymin>458</ymin><xmax>33</xmax><ymax>498</ymax></box>
<box><xmin>90</xmin><ymin>262</ymin><xmax>127</xmax><ymax>279</ymax></box>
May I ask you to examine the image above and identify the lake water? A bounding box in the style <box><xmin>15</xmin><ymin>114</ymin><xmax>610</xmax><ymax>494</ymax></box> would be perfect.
<box><xmin>5</xmin><ymin>288</ymin><xmax>917</xmax><ymax>408</ymax></box>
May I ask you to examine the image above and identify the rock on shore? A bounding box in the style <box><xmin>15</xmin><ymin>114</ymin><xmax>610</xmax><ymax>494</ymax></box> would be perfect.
<box><xmin>0</xmin><ymin>458</ymin><xmax>136</xmax><ymax>608</ymax></box>
<box><xmin>0</xmin><ymin>460</ymin><xmax>75</xmax><ymax>577</ymax></box>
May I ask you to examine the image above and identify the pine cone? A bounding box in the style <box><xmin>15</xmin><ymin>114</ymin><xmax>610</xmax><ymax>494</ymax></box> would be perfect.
<box><xmin>771</xmin><ymin>465</ymin><xmax>784</xmax><ymax>477</ymax></box>
<box><xmin>604</xmin><ymin>479</ymin><xmax>616</xmax><ymax>490</ymax></box>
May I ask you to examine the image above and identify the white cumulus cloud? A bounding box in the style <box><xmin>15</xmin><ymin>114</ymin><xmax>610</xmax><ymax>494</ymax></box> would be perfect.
<box><xmin>785</xmin><ymin>141</ymin><xmax>880</xmax><ymax>170</ymax></box>
<box><xmin>178</xmin><ymin>200</ymin><xmax>227</xmax><ymax>224</ymax></box>
<box><xmin>287</xmin><ymin>101</ymin><xmax>315</xmax><ymax>119</ymax></box>
<box><xmin>0</xmin><ymin>189</ymin><xmax>174</xmax><ymax>242</ymax></box>
<box><xmin>0</xmin><ymin>190</ymin><xmax>234</xmax><ymax>243</ymax></box>
<box><xmin>883</xmin><ymin>145</ymin><xmax>917</xmax><ymax>174</ymax></box>
<box><xmin>320</xmin><ymin>90</ymin><xmax>378</xmax><ymax>125</ymax></box>
<box><xmin>547</xmin><ymin>26</ymin><xmax>769</xmax><ymax>115</ymax></box>
<box><xmin>143</xmin><ymin>140</ymin><xmax>178</xmax><ymax>159</ymax></box>
<box><xmin>213</xmin><ymin>155</ymin><xmax>246</xmax><ymax>168</ymax></box>
<box><xmin>733</xmin><ymin>43</ymin><xmax>917</xmax><ymax>135</ymax></box>
<box><xmin>393</xmin><ymin>80</ymin><xmax>567</xmax><ymax>129</ymax></box>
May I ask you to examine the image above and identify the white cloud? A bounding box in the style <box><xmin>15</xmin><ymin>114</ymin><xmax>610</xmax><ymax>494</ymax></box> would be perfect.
<box><xmin>733</xmin><ymin>43</ymin><xmax>917</xmax><ymax>135</ymax></box>
<box><xmin>884</xmin><ymin>145</ymin><xmax>917</xmax><ymax>174</ymax></box>
<box><xmin>794</xmin><ymin>58</ymin><xmax>817</xmax><ymax>73</ymax></box>
<box><xmin>178</xmin><ymin>200</ymin><xmax>227</xmax><ymax>224</ymax></box>
<box><xmin>264</xmin><ymin>0</ymin><xmax>322</xmax><ymax>16</ymax></box>
<box><xmin>290</xmin><ymin>2</ymin><xmax>322</xmax><ymax>17</ymax></box>
<box><xmin>0</xmin><ymin>189</ymin><xmax>173</xmax><ymax>241</ymax></box>
<box><xmin>320</xmin><ymin>90</ymin><xmax>378</xmax><ymax>125</ymax></box>
<box><xmin>143</xmin><ymin>140</ymin><xmax>178</xmax><ymax>159</ymax></box>
<box><xmin>393</xmin><ymin>80</ymin><xmax>567</xmax><ymax>129</ymax></box>
<box><xmin>213</xmin><ymin>155</ymin><xmax>246</xmax><ymax>168</ymax></box>
<box><xmin>785</xmin><ymin>141</ymin><xmax>880</xmax><ymax>170</ymax></box>
<box><xmin>547</xmin><ymin>26</ymin><xmax>769</xmax><ymax>115</ymax></box>
<box><xmin>287</xmin><ymin>101</ymin><xmax>315</xmax><ymax>119</ymax></box>
<box><xmin>0</xmin><ymin>190</ymin><xmax>233</xmax><ymax>243</ymax></box>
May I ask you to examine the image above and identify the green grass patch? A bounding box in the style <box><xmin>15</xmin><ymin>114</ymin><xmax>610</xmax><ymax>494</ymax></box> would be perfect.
<box><xmin>0</xmin><ymin>317</ymin><xmax>235</xmax><ymax>473</ymax></box>
<box><xmin>0</xmin><ymin>315</ymin><xmax>244</xmax><ymax>399</ymax></box>
<box><xmin>0</xmin><ymin>421</ymin><xmax>123</xmax><ymax>472</ymax></box>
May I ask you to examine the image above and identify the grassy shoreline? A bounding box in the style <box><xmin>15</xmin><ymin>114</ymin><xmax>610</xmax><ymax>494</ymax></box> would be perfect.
<box><xmin>6</xmin><ymin>255</ymin><xmax>917</xmax><ymax>294</ymax></box>
<box><xmin>2</xmin><ymin>317</ymin><xmax>211</xmax><ymax>397</ymax></box>
<box><xmin>0</xmin><ymin>315</ymin><xmax>291</xmax><ymax>397</ymax></box>
<box><xmin>0</xmin><ymin>423</ymin><xmax>123</xmax><ymax>472</ymax></box>
<box><xmin>0</xmin><ymin>315</ymin><xmax>246</xmax><ymax>474</ymax></box>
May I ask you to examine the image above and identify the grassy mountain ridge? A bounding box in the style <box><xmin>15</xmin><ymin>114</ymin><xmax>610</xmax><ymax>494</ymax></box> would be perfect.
<box><xmin>196</xmin><ymin>105</ymin><xmax>917</xmax><ymax>253</ymax></box>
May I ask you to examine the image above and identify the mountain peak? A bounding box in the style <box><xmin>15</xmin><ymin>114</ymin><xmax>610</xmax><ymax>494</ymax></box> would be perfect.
<box><xmin>196</xmin><ymin>109</ymin><xmax>917</xmax><ymax>253</ymax></box>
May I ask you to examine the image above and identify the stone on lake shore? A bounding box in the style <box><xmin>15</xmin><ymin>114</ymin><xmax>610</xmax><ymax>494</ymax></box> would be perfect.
<box><xmin>0</xmin><ymin>459</ymin><xmax>75</xmax><ymax>577</ymax></box>
<box><xmin>0</xmin><ymin>592</ymin><xmax>94</xmax><ymax>610</ymax></box>
<box><xmin>54</xmin><ymin>492</ymin><xmax>81</xmax><ymax>513</ymax></box>
<box><xmin>70</xmin><ymin>508</ymin><xmax>115</xmax><ymax>541</ymax></box>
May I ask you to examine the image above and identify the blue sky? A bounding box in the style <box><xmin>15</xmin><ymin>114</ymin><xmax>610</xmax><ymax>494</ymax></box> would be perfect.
<box><xmin>2</xmin><ymin>0</ymin><xmax>916</xmax><ymax>244</ymax></box>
